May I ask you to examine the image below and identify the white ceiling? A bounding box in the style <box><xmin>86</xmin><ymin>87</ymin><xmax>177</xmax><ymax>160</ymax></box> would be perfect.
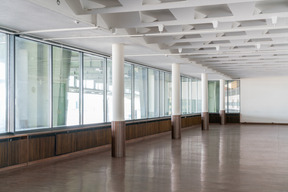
<box><xmin>1</xmin><ymin>0</ymin><xmax>288</xmax><ymax>79</ymax></box>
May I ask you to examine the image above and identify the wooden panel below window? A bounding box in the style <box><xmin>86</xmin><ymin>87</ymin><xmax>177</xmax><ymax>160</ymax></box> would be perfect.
<box><xmin>0</xmin><ymin>139</ymin><xmax>8</xmax><ymax>168</ymax></box>
<box><xmin>159</xmin><ymin>120</ymin><xmax>171</xmax><ymax>132</ymax></box>
<box><xmin>56</xmin><ymin>132</ymin><xmax>76</xmax><ymax>155</ymax></box>
<box><xmin>8</xmin><ymin>136</ymin><xmax>28</xmax><ymax>166</ymax></box>
<box><xmin>29</xmin><ymin>135</ymin><xmax>55</xmax><ymax>162</ymax></box>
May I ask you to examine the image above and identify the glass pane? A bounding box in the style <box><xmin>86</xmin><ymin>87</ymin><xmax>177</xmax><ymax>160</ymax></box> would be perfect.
<box><xmin>53</xmin><ymin>47</ymin><xmax>80</xmax><ymax>127</ymax></box>
<box><xmin>225</xmin><ymin>81</ymin><xmax>228</xmax><ymax>112</ymax></box>
<box><xmin>227</xmin><ymin>80</ymin><xmax>240</xmax><ymax>113</ymax></box>
<box><xmin>208</xmin><ymin>81</ymin><xmax>219</xmax><ymax>113</ymax></box>
<box><xmin>164</xmin><ymin>73</ymin><xmax>172</xmax><ymax>116</ymax></box>
<box><xmin>181</xmin><ymin>77</ymin><xmax>189</xmax><ymax>114</ymax></box>
<box><xmin>191</xmin><ymin>79</ymin><xmax>198</xmax><ymax>113</ymax></box>
<box><xmin>124</xmin><ymin>63</ymin><xmax>132</xmax><ymax>120</ymax></box>
<box><xmin>159</xmin><ymin>72</ymin><xmax>165</xmax><ymax>116</ymax></box>
<box><xmin>134</xmin><ymin>66</ymin><xmax>147</xmax><ymax>119</ymax></box>
<box><xmin>0</xmin><ymin>33</ymin><xmax>7</xmax><ymax>133</ymax></box>
<box><xmin>148</xmin><ymin>69</ymin><xmax>159</xmax><ymax>118</ymax></box>
<box><xmin>15</xmin><ymin>38</ymin><xmax>50</xmax><ymax>130</ymax></box>
<box><xmin>83</xmin><ymin>54</ymin><xmax>105</xmax><ymax>124</ymax></box>
<box><xmin>197</xmin><ymin>79</ymin><xmax>202</xmax><ymax>113</ymax></box>
<box><xmin>107</xmin><ymin>59</ymin><xmax>112</xmax><ymax>122</ymax></box>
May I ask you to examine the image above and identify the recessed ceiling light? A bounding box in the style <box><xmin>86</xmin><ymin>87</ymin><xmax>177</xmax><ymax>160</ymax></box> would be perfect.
<box><xmin>212</xmin><ymin>21</ymin><xmax>218</xmax><ymax>29</ymax></box>
<box><xmin>271</xmin><ymin>16</ymin><xmax>278</xmax><ymax>25</ymax></box>
<box><xmin>158</xmin><ymin>24</ymin><xmax>164</xmax><ymax>33</ymax></box>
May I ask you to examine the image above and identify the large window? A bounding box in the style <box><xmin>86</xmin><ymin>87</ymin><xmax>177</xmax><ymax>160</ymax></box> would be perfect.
<box><xmin>53</xmin><ymin>47</ymin><xmax>80</xmax><ymax>127</ymax></box>
<box><xmin>0</xmin><ymin>33</ymin><xmax>7</xmax><ymax>133</ymax></box>
<box><xmin>83</xmin><ymin>54</ymin><xmax>105</xmax><ymax>124</ymax></box>
<box><xmin>181</xmin><ymin>77</ymin><xmax>189</xmax><ymax>114</ymax></box>
<box><xmin>148</xmin><ymin>69</ymin><xmax>160</xmax><ymax>118</ymax></box>
<box><xmin>1</xmin><ymin>35</ymin><xmax>204</xmax><ymax>133</ymax></box>
<box><xmin>197</xmin><ymin>80</ymin><xmax>202</xmax><ymax>113</ymax></box>
<box><xmin>134</xmin><ymin>66</ymin><xmax>147</xmax><ymax>119</ymax></box>
<box><xmin>226</xmin><ymin>80</ymin><xmax>240</xmax><ymax>113</ymax></box>
<box><xmin>191</xmin><ymin>79</ymin><xmax>198</xmax><ymax>113</ymax></box>
<box><xmin>15</xmin><ymin>38</ymin><xmax>50</xmax><ymax>130</ymax></box>
<box><xmin>208</xmin><ymin>81</ymin><xmax>220</xmax><ymax>113</ymax></box>
<box><xmin>164</xmin><ymin>73</ymin><xmax>172</xmax><ymax>116</ymax></box>
<box><xmin>124</xmin><ymin>63</ymin><xmax>132</xmax><ymax>120</ymax></box>
<box><xmin>159</xmin><ymin>72</ymin><xmax>165</xmax><ymax>116</ymax></box>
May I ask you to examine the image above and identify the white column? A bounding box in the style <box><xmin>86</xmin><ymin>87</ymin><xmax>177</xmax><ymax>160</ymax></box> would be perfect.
<box><xmin>112</xmin><ymin>43</ymin><xmax>124</xmax><ymax>121</ymax></box>
<box><xmin>171</xmin><ymin>63</ymin><xmax>181</xmax><ymax>139</ymax></box>
<box><xmin>219</xmin><ymin>79</ymin><xmax>226</xmax><ymax>125</ymax></box>
<box><xmin>111</xmin><ymin>43</ymin><xmax>125</xmax><ymax>157</ymax></box>
<box><xmin>219</xmin><ymin>79</ymin><xmax>225</xmax><ymax>111</ymax></box>
<box><xmin>172</xmin><ymin>63</ymin><xmax>181</xmax><ymax>115</ymax></box>
<box><xmin>201</xmin><ymin>73</ymin><xmax>209</xmax><ymax>130</ymax></box>
<box><xmin>201</xmin><ymin>73</ymin><xmax>208</xmax><ymax>113</ymax></box>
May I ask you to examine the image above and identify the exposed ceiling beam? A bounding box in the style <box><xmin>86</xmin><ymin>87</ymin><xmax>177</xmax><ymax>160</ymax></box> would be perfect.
<box><xmin>170</xmin><ymin>41</ymin><xmax>288</xmax><ymax>49</ymax></box>
<box><xmin>45</xmin><ymin>24</ymin><xmax>288</xmax><ymax>41</ymax></box>
<box><xmin>82</xmin><ymin>0</ymin><xmax>266</xmax><ymax>15</ymax></box>
<box><xmin>118</xmin><ymin>11</ymin><xmax>288</xmax><ymax>28</ymax></box>
<box><xmin>169</xmin><ymin>33</ymin><xmax>288</xmax><ymax>44</ymax></box>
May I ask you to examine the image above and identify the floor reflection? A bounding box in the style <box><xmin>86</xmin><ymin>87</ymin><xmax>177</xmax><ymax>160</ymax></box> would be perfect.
<box><xmin>1</xmin><ymin>124</ymin><xmax>288</xmax><ymax>192</ymax></box>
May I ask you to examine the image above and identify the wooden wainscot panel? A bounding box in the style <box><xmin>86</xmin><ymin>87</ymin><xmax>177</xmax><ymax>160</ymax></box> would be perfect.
<box><xmin>226</xmin><ymin>114</ymin><xmax>240</xmax><ymax>123</ymax></box>
<box><xmin>75</xmin><ymin>129</ymin><xmax>98</xmax><ymax>151</ymax></box>
<box><xmin>192</xmin><ymin>116</ymin><xmax>201</xmax><ymax>125</ymax></box>
<box><xmin>29</xmin><ymin>134</ymin><xmax>55</xmax><ymax>162</ymax></box>
<box><xmin>56</xmin><ymin>132</ymin><xmax>76</xmax><ymax>155</ymax></box>
<box><xmin>135</xmin><ymin>122</ymin><xmax>147</xmax><ymax>138</ymax></box>
<box><xmin>126</xmin><ymin>124</ymin><xmax>136</xmax><ymax>140</ymax></box>
<box><xmin>188</xmin><ymin>117</ymin><xmax>194</xmax><ymax>126</ymax></box>
<box><xmin>147</xmin><ymin>121</ymin><xmax>159</xmax><ymax>136</ymax></box>
<box><xmin>0</xmin><ymin>139</ymin><xmax>8</xmax><ymax>168</ymax></box>
<box><xmin>8</xmin><ymin>136</ymin><xmax>28</xmax><ymax>166</ymax></box>
<box><xmin>159</xmin><ymin>119</ymin><xmax>171</xmax><ymax>132</ymax></box>
<box><xmin>181</xmin><ymin>117</ymin><xmax>188</xmax><ymax>128</ymax></box>
<box><xmin>96</xmin><ymin>127</ymin><xmax>111</xmax><ymax>147</ymax></box>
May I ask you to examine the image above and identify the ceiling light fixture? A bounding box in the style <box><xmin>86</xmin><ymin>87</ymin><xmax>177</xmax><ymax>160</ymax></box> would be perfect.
<box><xmin>256</xmin><ymin>44</ymin><xmax>261</xmax><ymax>50</ymax></box>
<box><xmin>178</xmin><ymin>48</ymin><xmax>183</xmax><ymax>53</ymax></box>
<box><xmin>271</xmin><ymin>16</ymin><xmax>278</xmax><ymax>26</ymax></box>
<box><xmin>158</xmin><ymin>24</ymin><xmax>164</xmax><ymax>33</ymax></box>
<box><xmin>212</xmin><ymin>20</ymin><xmax>218</xmax><ymax>29</ymax></box>
<box><xmin>216</xmin><ymin>45</ymin><xmax>220</xmax><ymax>51</ymax></box>
<box><xmin>111</xmin><ymin>28</ymin><xmax>117</xmax><ymax>35</ymax></box>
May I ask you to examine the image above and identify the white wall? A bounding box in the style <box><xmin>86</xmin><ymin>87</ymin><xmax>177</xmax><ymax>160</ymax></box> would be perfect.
<box><xmin>241</xmin><ymin>76</ymin><xmax>288</xmax><ymax>123</ymax></box>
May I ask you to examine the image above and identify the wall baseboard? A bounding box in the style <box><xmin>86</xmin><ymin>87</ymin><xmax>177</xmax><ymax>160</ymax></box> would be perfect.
<box><xmin>241</xmin><ymin>122</ymin><xmax>288</xmax><ymax>125</ymax></box>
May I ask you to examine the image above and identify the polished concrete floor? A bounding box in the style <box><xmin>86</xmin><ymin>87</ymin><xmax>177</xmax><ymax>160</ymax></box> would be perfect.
<box><xmin>1</xmin><ymin>124</ymin><xmax>288</xmax><ymax>192</ymax></box>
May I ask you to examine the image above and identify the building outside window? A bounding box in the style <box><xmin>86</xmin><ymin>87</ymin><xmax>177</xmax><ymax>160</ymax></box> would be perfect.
<box><xmin>83</xmin><ymin>54</ymin><xmax>105</xmax><ymax>124</ymax></box>
<box><xmin>208</xmin><ymin>81</ymin><xmax>220</xmax><ymax>113</ymax></box>
<box><xmin>181</xmin><ymin>77</ymin><xmax>189</xmax><ymax>114</ymax></box>
<box><xmin>164</xmin><ymin>72</ymin><xmax>172</xmax><ymax>116</ymax></box>
<box><xmin>0</xmin><ymin>33</ymin><xmax>7</xmax><ymax>133</ymax></box>
<box><xmin>148</xmin><ymin>69</ymin><xmax>160</xmax><ymax>118</ymax></box>
<box><xmin>53</xmin><ymin>47</ymin><xmax>80</xmax><ymax>127</ymax></box>
<box><xmin>134</xmin><ymin>66</ymin><xmax>147</xmax><ymax>119</ymax></box>
<box><xmin>15</xmin><ymin>37</ymin><xmax>50</xmax><ymax>131</ymax></box>
<box><xmin>226</xmin><ymin>80</ymin><xmax>240</xmax><ymax>113</ymax></box>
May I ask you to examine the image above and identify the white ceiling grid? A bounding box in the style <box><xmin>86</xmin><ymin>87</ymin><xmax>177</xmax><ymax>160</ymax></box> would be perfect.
<box><xmin>1</xmin><ymin>0</ymin><xmax>288</xmax><ymax>79</ymax></box>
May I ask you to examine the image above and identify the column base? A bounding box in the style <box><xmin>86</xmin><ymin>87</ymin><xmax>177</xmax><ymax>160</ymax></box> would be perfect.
<box><xmin>201</xmin><ymin>112</ymin><xmax>209</xmax><ymax>130</ymax></box>
<box><xmin>172</xmin><ymin>115</ymin><xmax>181</xmax><ymax>139</ymax></box>
<box><xmin>111</xmin><ymin>121</ymin><xmax>126</xmax><ymax>158</ymax></box>
<box><xmin>220</xmin><ymin>110</ymin><xmax>226</xmax><ymax>125</ymax></box>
